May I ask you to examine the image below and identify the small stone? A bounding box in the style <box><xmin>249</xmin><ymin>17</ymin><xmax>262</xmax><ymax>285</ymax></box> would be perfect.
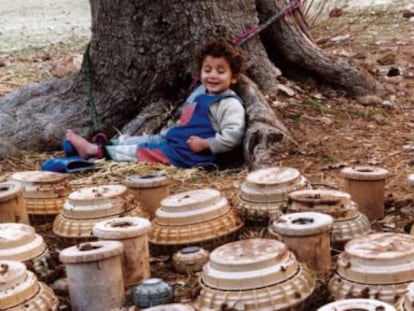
<box><xmin>277</xmin><ymin>84</ymin><xmax>295</xmax><ymax>97</ymax></box>
<box><xmin>351</xmin><ymin>51</ymin><xmax>367</xmax><ymax>60</ymax></box>
<box><xmin>272</xmin><ymin>100</ymin><xmax>288</xmax><ymax>108</ymax></box>
<box><xmin>312</xmin><ymin>93</ymin><xmax>325</xmax><ymax>100</ymax></box>
<box><xmin>40</xmin><ymin>53</ymin><xmax>51</xmax><ymax>61</ymax></box>
<box><xmin>328</xmin><ymin>34</ymin><xmax>350</xmax><ymax>44</ymax></box>
<box><xmin>319</xmin><ymin>116</ymin><xmax>333</xmax><ymax>126</ymax></box>
<box><xmin>329</xmin><ymin>7</ymin><xmax>344</xmax><ymax>18</ymax></box>
<box><xmin>403</xmin><ymin>144</ymin><xmax>414</xmax><ymax>151</ymax></box>
<box><xmin>385</xmin><ymin>76</ymin><xmax>402</xmax><ymax>84</ymax></box>
<box><xmin>51</xmin><ymin>53</ymin><xmax>82</xmax><ymax>78</ymax></box>
<box><xmin>384</xmin><ymin>83</ymin><xmax>396</xmax><ymax>94</ymax></box>
<box><xmin>356</xmin><ymin>95</ymin><xmax>383</xmax><ymax>106</ymax></box>
<box><xmin>372</xmin><ymin>114</ymin><xmax>387</xmax><ymax>125</ymax></box>
<box><xmin>381</xmin><ymin>100</ymin><xmax>394</xmax><ymax>109</ymax></box>
<box><xmin>377</xmin><ymin>52</ymin><xmax>397</xmax><ymax>65</ymax></box>
<box><xmin>404</xmin><ymin>70</ymin><xmax>414</xmax><ymax>79</ymax></box>
<box><xmin>402</xmin><ymin>10</ymin><xmax>414</xmax><ymax>18</ymax></box>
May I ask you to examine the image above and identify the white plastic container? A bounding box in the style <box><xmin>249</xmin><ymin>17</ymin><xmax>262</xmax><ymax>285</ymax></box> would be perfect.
<box><xmin>93</xmin><ymin>216</ymin><xmax>151</xmax><ymax>286</ymax></box>
<box><xmin>124</xmin><ymin>174</ymin><xmax>170</xmax><ymax>220</ymax></box>
<box><xmin>270</xmin><ymin>212</ymin><xmax>333</xmax><ymax>277</ymax></box>
<box><xmin>341</xmin><ymin>166</ymin><xmax>389</xmax><ymax>220</ymax></box>
<box><xmin>59</xmin><ymin>241</ymin><xmax>125</xmax><ymax>311</ymax></box>
<box><xmin>284</xmin><ymin>189</ymin><xmax>370</xmax><ymax>249</ymax></box>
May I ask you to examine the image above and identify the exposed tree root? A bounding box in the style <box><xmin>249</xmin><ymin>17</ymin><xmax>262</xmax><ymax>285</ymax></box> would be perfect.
<box><xmin>256</xmin><ymin>0</ymin><xmax>385</xmax><ymax>98</ymax></box>
<box><xmin>235</xmin><ymin>76</ymin><xmax>296</xmax><ymax>170</ymax></box>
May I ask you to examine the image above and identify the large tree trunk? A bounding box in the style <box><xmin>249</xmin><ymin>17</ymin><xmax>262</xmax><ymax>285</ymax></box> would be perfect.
<box><xmin>0</xmin><ymin>0</ymin><xmax>384</xmax><ymax>169</ymax></box>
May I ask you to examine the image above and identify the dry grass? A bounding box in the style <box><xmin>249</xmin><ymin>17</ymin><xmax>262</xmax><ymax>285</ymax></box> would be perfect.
<box><xmin>0</xmin><ymin>151</ymin><xmax>247</xmax><ymax>199</ymax></box>
<box><xmin>0</xmin><ymin>39</ymin><xmax>88</xmax><ymax>97</ymax></box>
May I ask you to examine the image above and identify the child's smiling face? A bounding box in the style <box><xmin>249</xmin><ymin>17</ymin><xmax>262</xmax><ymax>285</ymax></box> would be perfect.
<box><xmin>200</xmin><ymin>56</ymin><xmax>238</xmax><ymax>95</ymax></box>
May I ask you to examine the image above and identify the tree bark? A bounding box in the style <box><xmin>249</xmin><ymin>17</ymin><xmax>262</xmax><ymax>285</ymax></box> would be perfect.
<box><xmin>234</xmin><ymin>76</ymin><xmax>294</xmax><ymax>170</ymax></box>
<box><xmin>0</xmin><ymin>0</ymin><xmax>384</xmax><ymax>168</ymax></box>
<box><xmin>256</xmin><ymin>0</ymin><xmax>385</xmax><ymax>97</ymax></box>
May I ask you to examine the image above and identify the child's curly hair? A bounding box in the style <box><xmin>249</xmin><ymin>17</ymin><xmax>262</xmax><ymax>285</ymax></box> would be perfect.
<box><xmin>196</xmin><ymin>38</ymin><xmax>245</xmax><ymax>79</ymax></box>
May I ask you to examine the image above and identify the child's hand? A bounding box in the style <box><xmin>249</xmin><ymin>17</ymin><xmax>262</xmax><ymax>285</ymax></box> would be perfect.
<box><xmin>187</xmin><ymin>136</ymin><xmax>210</xmax><ymax>152</ymax></box>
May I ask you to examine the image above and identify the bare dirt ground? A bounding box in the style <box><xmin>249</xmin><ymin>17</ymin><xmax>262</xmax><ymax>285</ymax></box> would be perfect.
<box><xmin>0</xmin><ymin>0</ymin><xmax>90</xmax><ymax>53</ymax></box>
<box><xmin>1</xmin><ymin>1</ymin><xmax>414</xmax><ymax>310</ymax></box>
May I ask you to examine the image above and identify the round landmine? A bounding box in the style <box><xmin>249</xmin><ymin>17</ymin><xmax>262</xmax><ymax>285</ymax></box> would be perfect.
<box><xmin>329</xmin><ymin>233</ymin><xmax>414</xmax><ymax>304</ymax></box>
<box><xmin>270</xmin><ymin>212</ymin><xmax>333</xmax><ymax>278</ymax></box>
<box><xmin>284</xmin><ymin>189</ymin><xmax>370</xmax><ymax>249</ymax></box>
<box><xmin>10</xmin><ymin>171</ymin><xmax>71</xmax><ymax>223</ymax></box>
<box><xmin>0</xmin><ymin>223</ymin><xmax>51</xmax><ymax>278</ymax></box>
<box><xmin>172</xmin><ymin>246</ymin><xmax>210</xmax><ymax>273</ymax></box>
<box><xmin>53</xmin><ymin>184</ymin><xmax>149</xmax><ymax>239</ymax></box>
<box><xmin>124</xmin><ymin>173</ymin><xmax>170</xmax><ymax>220</ymax></box>
<box><xmin>318</xmin><ymin>298</ymin><xmax>396</xmax><ymax>311</ymax></box>
<box><xmin>341</xmin><ymin>166</ymin><xmax>389</xmax><ymax>221</ymax></box>
<box><xmin>93</xmin><ymin>216</ymin><xmax>151</xmax><ymax>286</ymax></box>
<box><xmin>60</xmin><ymin>241</ymin><xmax>125</xmax><ymax>311</ymax></box>
<box><xmin>142</xmin><ymin>304</ymin><xmax>195</xmax><ymax>311</ymax></box>
<box><xmin>132</xmin><ymin>278</ymin><xmax>173</xmax><ymax>308</ymax></box>
<box><xmin>149</xmin><ymin>188</ymin><xmax>243</xmax><ymax>253</ymax></box>
<box><xmin>196</xmin><ymin>239</ymin><xmax>315</xmax><ymax>311</ymax></box>
<box><xmin>0</xmin><ymin>260</ymin><xmax>59</xmax><ymax>311</ymax></box>
<box><xmin>0</xmin><ymin>181</ymin><xmax>29</xmax><ymax>224</ymax></box>
<box><xmin>233</xmin><ymin>167</ymin><xmax>309</xmax><ymax>226</ymax></box>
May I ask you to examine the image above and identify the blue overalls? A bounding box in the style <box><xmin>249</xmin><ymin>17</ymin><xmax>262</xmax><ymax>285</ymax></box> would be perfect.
<box><xmin>138</xmin><ymin>93</ymin><xmax>241</xmax><ymax>168</ymax></box>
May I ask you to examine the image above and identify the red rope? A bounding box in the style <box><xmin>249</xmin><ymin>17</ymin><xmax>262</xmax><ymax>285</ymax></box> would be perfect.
<box><xmin>234</xmin><ymin>0</ymin><xmax>302</xmax><ymax>45</ymax></box>
<box><xmin>233</xmin><ymin>25</ymin><xmax>260</xmax><ymax>44</ymax></box>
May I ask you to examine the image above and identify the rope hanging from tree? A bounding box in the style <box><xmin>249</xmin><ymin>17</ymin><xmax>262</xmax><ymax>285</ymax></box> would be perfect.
<box><xmin>82</xmin><ymin>43</ymin><xmax>103</xmax><ymax>132</ymax></box>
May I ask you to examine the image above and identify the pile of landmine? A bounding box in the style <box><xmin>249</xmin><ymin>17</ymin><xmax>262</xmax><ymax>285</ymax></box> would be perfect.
<box><xmin>2</xmin><ymin>165</ymin><xmax>413</xmax><ymax>310</ymax></box>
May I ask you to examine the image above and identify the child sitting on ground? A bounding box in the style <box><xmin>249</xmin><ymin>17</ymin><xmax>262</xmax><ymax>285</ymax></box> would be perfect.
<box><xmin>66</xmin><ymin>38</ymin><xmax>246</xmax><ymax>168</ymax></box>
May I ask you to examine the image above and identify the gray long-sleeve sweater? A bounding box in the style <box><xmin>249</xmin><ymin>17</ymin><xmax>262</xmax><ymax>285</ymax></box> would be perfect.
<box><xmin>207</xmin><ymin>90</ymin><xmax>246</xmax><ymax>154</ymax></box>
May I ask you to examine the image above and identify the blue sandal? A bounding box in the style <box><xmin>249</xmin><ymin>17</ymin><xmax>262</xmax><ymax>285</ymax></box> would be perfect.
<box><xmin>41</xmin><ymin>156</ymin><xmax>95</xmax><ymax>173</ymax></box>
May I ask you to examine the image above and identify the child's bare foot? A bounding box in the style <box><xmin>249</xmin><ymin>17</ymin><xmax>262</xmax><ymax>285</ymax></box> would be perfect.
<box><xmin>65</xmin><ymin>130</ymin><xmax>99</xmax><ymax>159</ymax></box>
